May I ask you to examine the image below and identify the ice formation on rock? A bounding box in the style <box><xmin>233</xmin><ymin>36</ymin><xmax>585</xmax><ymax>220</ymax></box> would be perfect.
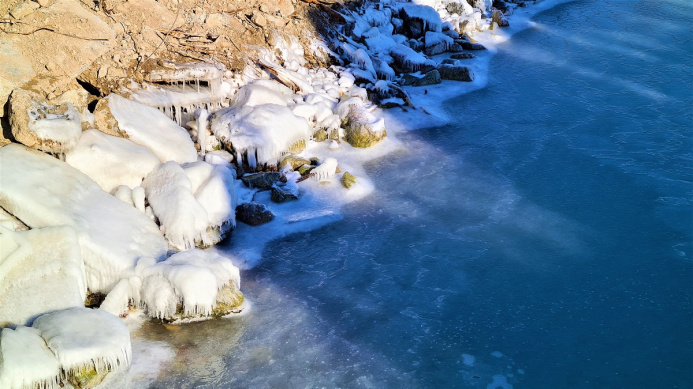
<box><xmin>32</xmin><ymin>308</ymin><xmax>131</xmax><ymax>378</ymax></box>
<box><xmin>312</xmin><ymin>158</ymin><xmax>339</xmax><ymax>182</ymax></box>
<box><xmin>142</xmin><ymin>161</ymin><xmax>236</xmax><ymax>250</ymax></box>
<box><xmin>0</xmin><ymin>326</ymin><xmax>61</xmax><ymax>389</ymax></box>
<box><xmin>106</xmin><ymin>94</ymin><xmax>198</xmax><ymax>164</ymax></box>
<box><xmin>8</xmin><ymin>88</ymin><xmax>82</xmax><ymax>154</ymax></box>
<box><xmin>210</xmin><ymin>104</ymin><xmax>311</xmax><ymax>169</ymax></box>
<box><xmin>101</xmin><ymin>250</ymin><xmax>243</xmax><ymax>320</ymax></box>
<box><xmin>65</xmin><ymin>129</ymin><xmax>161</xmax><ymax>193</ymax></box>
<box><xmin>0</xmin><ymin>144</ymin><xmax>168</xmax><ymax>293</ymax></box>
<box><xmin>0</xmin><ymin>226</ymin><xmax>86</xmax><ymax>327</ymax></box>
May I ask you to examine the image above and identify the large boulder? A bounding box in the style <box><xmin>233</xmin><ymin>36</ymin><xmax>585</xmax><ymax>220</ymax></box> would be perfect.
<box><xmin>8</xmin><ymin>88</ymin><xmax>82</xmax><ymax>153</ymax></box>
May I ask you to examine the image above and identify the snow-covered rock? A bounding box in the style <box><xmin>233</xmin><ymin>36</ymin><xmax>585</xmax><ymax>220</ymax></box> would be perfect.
<box><xmin>105</xmin><ymin>94</ymin><xmax>198</xmax><ymax>164</ymax></box>
<box><xmin>0</xmin><ymin>226</ymin><xmax>86</xmax><ymax>327</ymax></box>
<box><xmin>32</xmin><ymin>308</ymin><xmax>131</xmax><ymax>385</ymax></box>
<box><xmin>210</xmin><ymin>104</ymin><xmax>311</xmax><ymax>169</ymax></box>
<box><xmin>8</xmin><ymin>88</ymin><xmax>82</xmax><ymax>154</ymax></box>
<box><xmin>0</xmin><ymin>144</ymin><xmax>168</xmax><ymax>293</ymax></box>
<box><xmin>142</xmin><ymin>161</ymin><xmax>236</xmax><ymax>250</ymax></box>
<box><xmin>0</xmin><ymin>326</ymin><xmax>61</xmax><ymax>389</ymax></box>
<box><xmin>65</xmin><ymin>129</ymin><xmax>161</xmax><ymax>193</ymax></box>
<box><xmin>343</xmin><ymin>105</ymin><xmax>387</xmax><ymax>148</ymax></box>
<box><xmin>132</xmin><ymin>250</ymin><xmax>243</xmax><ymax>320</ymax></box>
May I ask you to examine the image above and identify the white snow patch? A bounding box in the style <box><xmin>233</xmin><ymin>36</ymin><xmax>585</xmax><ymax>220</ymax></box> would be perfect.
<box><xmin>0</xmin><ymin>326</ymin><xmax>61</xmax><ymax>389</ymax></box>
<box><xmin>0</xmin><ymin>144</ymin><xmax>168</xmax><ymax>293</ymax></box>
<box><xmin>32</xmin><ymin>308</ymin><xmax>131</xmax><ymax>376</ymax></box>
<box><xmin>0</xmin><ymin>226</ymin><xmax>86</xmax><ymax>327</ymax></box>
<box><xmin>66</xmin><ymin>129</ymin><xmax>161</xmax><ymax>193</ymax></box>
<box><xmin>107</xmin><ymin>94</ymin><xmax>198</xmax><ymax>164</ymax></box>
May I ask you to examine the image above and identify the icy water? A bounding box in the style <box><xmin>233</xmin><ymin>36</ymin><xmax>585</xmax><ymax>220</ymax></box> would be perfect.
<box><xmin>127</xmin><ymin>0</ymin><xmax>693</xmax><ymax>388</ymax></box>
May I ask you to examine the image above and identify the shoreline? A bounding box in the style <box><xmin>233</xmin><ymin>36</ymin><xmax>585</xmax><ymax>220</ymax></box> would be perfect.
<box><xmin>224</xmin><ymin>0</ymin><xmax>578</xmax><ymax>269</ymax></box>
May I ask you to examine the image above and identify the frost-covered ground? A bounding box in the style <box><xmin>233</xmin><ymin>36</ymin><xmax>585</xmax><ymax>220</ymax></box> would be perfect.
<box><xmin>0</xmin><ymin>0</ymin><xmax>580</xmax><ymax>388</ymax></box>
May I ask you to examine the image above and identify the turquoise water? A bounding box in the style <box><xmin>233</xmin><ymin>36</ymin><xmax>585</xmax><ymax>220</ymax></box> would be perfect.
<box><xmin>133</xmin><ymin>0</ymin><xmax>693</xmax><ymax>387</ymax></box>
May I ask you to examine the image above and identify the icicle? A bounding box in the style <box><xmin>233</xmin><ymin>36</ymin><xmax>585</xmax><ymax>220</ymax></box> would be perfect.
<box><xmin>195</xmin><ymin>109</ymin><xmax>208</xmax><ymax>157</ymax></box>
<box><xmin>196</xmin><ymin>77</ymin><xmax>200</xmax><ymax>93</ymax></box>
<box><xmin>175</xmin><ymin>105</ymin><xmax>182</xmax><ymax>126</ymax></box>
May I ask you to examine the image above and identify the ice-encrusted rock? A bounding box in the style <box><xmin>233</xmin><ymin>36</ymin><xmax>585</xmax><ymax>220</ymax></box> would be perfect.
<box><xmin>210</xmin><ymin>104</ymin><xmax>311</xmax><ymax>169</ymax></box>
<box><xmin>103</xmin><ymin>94</ymin><xmax>198</xmax><ymax>164</ymax></box>
<box><xmin>271</xmin><ymin>185</ymin><xmax>299</xmax><ymax>203</ymax></box>
<box><xmin>65</xmin><ymin>129</ymin><xmax>161</xmax><ymax>193</ymax></box>
<box><xmin>8</xmin><ymin>88</ymin><xmax>82</xmax><ymax>153</ymax></box>
<box><xmin>279</xmin><ymin>155</ymin><xmax>311</xmax><ymax>171</ymax></box>
<box><xmin>0</xmin><ymin>326</ymin><xmax>61</xmax><ymax>389</ymax></box>
<box><xmin>491</xmin><ymin>10</ymin><xmax>510</xmax><ymax>27</ymax></box>
<box><xmin>343</xmin><ymin>106</ymin><xmax>387</xmax><ymax>148</ymax></box>
<box><xmin>32</xmin><ymin>308</ymin><xmax>131</xmax><ymax>383</ymax></box>
<box><xmin>142</xmin><ymin>161</ymin><xmax>236</xmax><ymax>250</ymax></box>
<box><xmin>402</xmin><ymin>70</ymin><xmax>442</xmax><ymax>86</ymax></box>
<box><xmin>135</xmin><ymin>250</ymin><xmax>243</xmax><ymax>320</ymax></box>
<box><xmin>0</xmin><ymin>144</ymin><xmax>168</xmax><ymax>293</ymax></box>
<box><xmin>235</xmin><ymin>202</ymin><xmax>275</xmax><ymax>226</ymax></box>
<box><xmin>0</xmin><ymin>226</ymin><xmax>86</xmax><ymax>327</ymax></box>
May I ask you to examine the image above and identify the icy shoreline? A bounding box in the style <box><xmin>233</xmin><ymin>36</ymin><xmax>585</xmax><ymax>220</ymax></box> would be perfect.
<box><xmin>0</xmin><ymin>0</ymin><xmax>576</xmax><ymax>387</ymax></box>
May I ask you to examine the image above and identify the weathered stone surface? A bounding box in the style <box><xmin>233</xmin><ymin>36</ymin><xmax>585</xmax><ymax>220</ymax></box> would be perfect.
<box><xmin>211</xmin><ymin>282</ymin><xmax>244</xmax><ymax>317</ymax></box>
<box><xmin>451</xmin><ymin>53</ymin><xmax>476</xmax><ymax>59</ymax></box>
<box><xmin>341</xmin><ymin>172</ymin><xmax>356</xmax><ymax>189</ymax></box>
<box><xmin>448</xmin><ymin>43</ymin><xmax>465</xmax><ymax>52</ymax></box>
<box><xmin>438</xmin><ymin>64</ymin><xmax>475</xmax><ymax>82</ymax></box>
<box><xmin>297</xmin><ymin>164</ymin><xmax>315</xmax><ymax>176</ymax></box>
<box><xmin>93</xmin><ymin>98</ymin><xmax>125</xmax><ymax>137</ymax></box>
<box><xmin>241</xmin><ymin>172</ymin><xmax>282</xmax><ymax>189</ymax></box>
<box><xmin>271</xmin><ymin>185</ymin><xmax>298</xmax><ymax>203</ymax></box>
<box><xmin>402</xmin><ymin>70</ymin><xmax>442</xmax><ymax>87</ymax></box>
<box><xmin>0</xmin><ymin>0</ymin><xmax>115</xmax><ymax>116</ymax></box>
<box><xmin>8</xmin><ymin>88</ymin><xmax>82</xmax><ymax>153</ymax></box>
<box><xmin>492</xmin><ymin>10</ymin><xmax>510</xmax><ymax>27</ymax></box>
<box><xmin>235</xmin><ymin>202</ymin><xmax>275</xmax><ymax>226</ymax></box>
<box><xmin>279</xmin><ymin>155</ymin><xmax>311</xmax><ymax>171</ymax></box>
<box><xmin>343</xmin><ymin>107</ymin><xmax>387</xmax><ymax>148</ymax></box>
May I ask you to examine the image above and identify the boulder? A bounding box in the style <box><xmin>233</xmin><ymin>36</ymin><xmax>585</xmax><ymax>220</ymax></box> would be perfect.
<box><xmin>343</xmin><ymin>106</ymin><xmax>387</xmax><ymax>148</ymax></box>
<box><xmin>271</xmin><ymin>185</ymin><xmax>298</xmax><ymax>203</ymax></box>
<box><xmin>438</xmin><ymin>64</ymin><xmax>475</xmax><ymax>81</ymax></box>
<box><xmin>235</xmin><ymin>202</ymin><xmax>275</xmax><ymax>226</ymax></box>
<box><xmin>459</xmin><ymin>41</ymin><xmax>487</xmax><ymax>50</ymax></box>
<box><xmin>92</xmin><ymin>98</ymin><xmax>125</xmax><ymax>137</ymax></box>
<box><xmin>279</xmin><ymin>155</ymin><xmax>311</xmax><ymax>171</ymax></box>
<box><xmin>492</xmin><ymin>10</ymin><xmax>510</xmax><ymax>27</ymax></box>
<box><xmin>402</xmin><ymin>70</ymin><xmax>442</xmax><ymax>87</ymax></box>
<box><xmin>8</xmin><ymin>88</ymin><xmax>82</xmax><ymax>153</ymax></box>
<box><xmin>341</xmin><ymin>172</ymin><xmax>357</xmax><ymax>189</ymax></box>
<box><xmin>241</xmin><ymin>172</ymin><xmax>283</xmax><ymax>189</ymax></box>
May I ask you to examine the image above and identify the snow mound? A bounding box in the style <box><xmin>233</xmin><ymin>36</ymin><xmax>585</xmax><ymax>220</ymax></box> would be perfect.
<box><xmin>0</xmin><ymin>326</ymin><xmax>61</xmax><ymax>389</ymax></box>
<box><xmin>312</xmin><ymin>158</ymin><xmax>338</xmax><ymax>181</ymax></box>
<box><xmin>0</xmin><ymin>144</ymin><xmax>168</xmax><ymax>293</ymax></box>
<box><xmin>0</xmin><ymin>226</ymin><xmax>86</xmax><ymax>327</ymax></box>
<box><xmin>139</xmin><ymin>250</ymin><xmax>241</xmax><ymax>318</ymax></box>
<box><xmin>142</xmin><ymin>161</ymin><xmax>236</xmax><ymax>250</ymax></box>
<box><xmin>65</xmin><ymin>129</ymin><xmax>161</xmax><ymax>193</ymax></box>
<box><xmin>100</xmin><ymin>251</ymin><xmax>243</xmax><ymax>320</ymax></box>
<box><xmin>210</xmin><ymin>104</ymin><xmax>311</xmax><ymax>169</ymax></box>
<box><xmin>231</xmin><ymin>80</ymin><xmax>294</xmax><ymax>107</ymax></box>
<box><xmin>106</xmin><ymin>94</ymin><xmax>197</xmax><ymax>164</ymax></box>
<box><xmin>32</xmin><ymin>308</ymin><xmax>131</xmax><ymax>377</ymax></box>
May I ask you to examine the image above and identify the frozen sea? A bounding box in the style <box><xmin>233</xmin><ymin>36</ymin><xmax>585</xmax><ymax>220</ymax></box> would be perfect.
<box><xmin>118</xmin><ymin>0</ymin><xmax>693</xmax><ymax>387</ymax></box>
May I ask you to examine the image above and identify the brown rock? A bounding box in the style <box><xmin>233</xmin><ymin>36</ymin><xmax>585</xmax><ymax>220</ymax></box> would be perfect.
<box><xmin>8</xmin><ymin>88</ymin><xmax>82</xmax><ymax>153</ymax></box>
<box><xmin>93</xmin><ymin>98</ymin><xmax>125</xmax><ymax>137</ymax></box>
